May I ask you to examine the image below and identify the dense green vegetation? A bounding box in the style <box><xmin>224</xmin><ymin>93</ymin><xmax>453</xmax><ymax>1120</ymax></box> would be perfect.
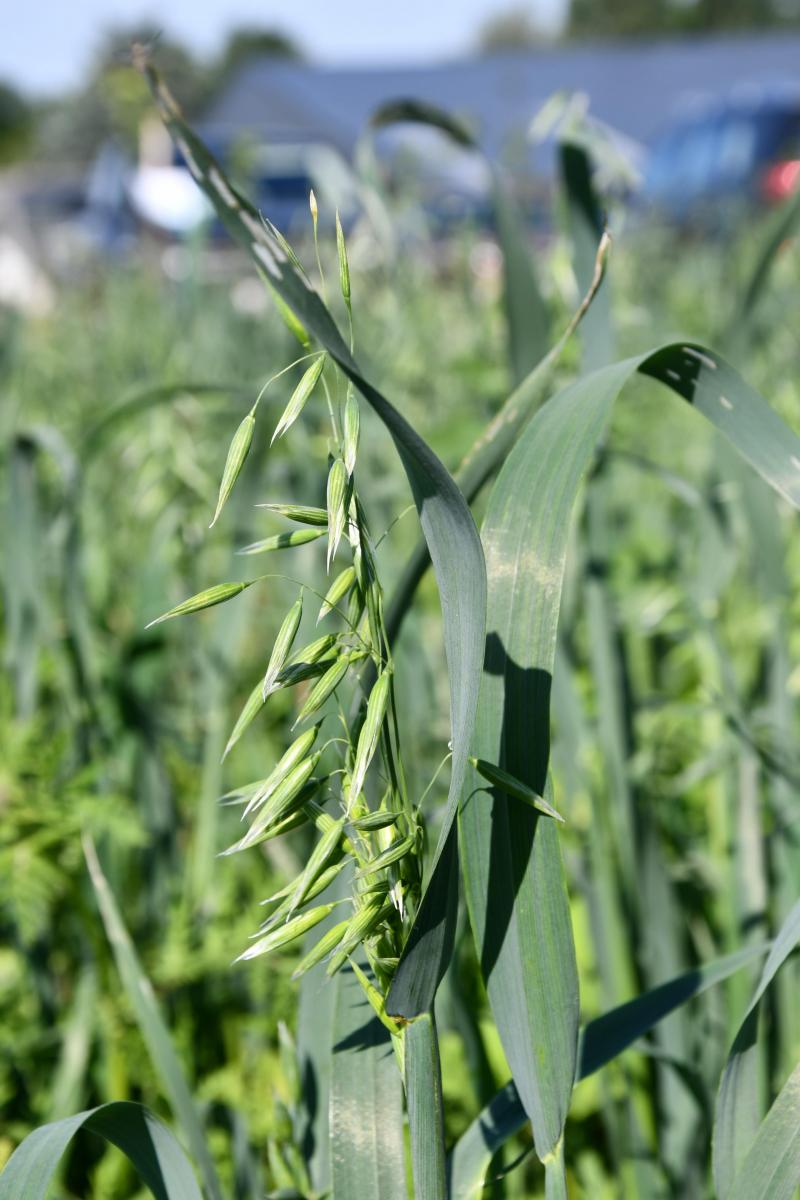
<box><xmin>1</xmin><ymin>70</ymin><xmax>800</xmax><ymax>1199</ymax></box>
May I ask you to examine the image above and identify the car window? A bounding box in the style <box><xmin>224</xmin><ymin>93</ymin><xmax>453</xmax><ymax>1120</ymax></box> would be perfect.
<box><xmin>258</xmin><ymin>173</ymin><xmax>313</xmax><ymax>200</ymax></box>
<box><xmin>677</xmin><ymin>122</ymin><xmax>718</xmax><ymax>192</ymax></box>
<box><xmin>716</xmin><ymin>118</ymin><xmax>758</xmax><ymax>180</ymax></box>
<box><xmin>774</xmin><ymin>114</ymin><xmax>800</xmax><ymax>160</ymax></box>
<box><xmin>646</xmin><ymin>105</ymin><xmax>800</xmax><ymax>202</ymax></box>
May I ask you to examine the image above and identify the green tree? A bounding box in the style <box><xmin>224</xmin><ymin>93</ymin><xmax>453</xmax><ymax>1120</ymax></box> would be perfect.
<box><xmin>217</xmin><ymin>26</ymin><xmax>303</xmax><ymax>79</ymax></box>
<box><xmin>36</xmin><ymin>26</ymin><xmax>207</xmax><ymax>163</ymax></box>
<box><xmin>568</xmin><ymin>0</ymin><xmax>800</xmax><ymax>38</ymax></box>
<box><xmin>475</xmin><ymin>6</ymin><xmax>555</xmax><ymax>52</ymax></box>
<box><xmin>0</xmin><ymin>81</ymin><xmax>32</xmax><ymax>163</ymax></box>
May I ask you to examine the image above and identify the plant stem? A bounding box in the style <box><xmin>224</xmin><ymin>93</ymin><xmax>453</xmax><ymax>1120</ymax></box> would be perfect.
<box><xmin>405</xmin><ymin>1012</ymin><xmax>447</xmax><ymax>1200</ymax></box>
<box><xmin>544</xmin><ymin>1139</ymin><xmax>568</xmax><ymax>1200</ymax></box>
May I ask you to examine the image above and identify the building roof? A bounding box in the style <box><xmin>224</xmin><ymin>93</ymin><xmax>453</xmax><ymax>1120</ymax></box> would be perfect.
<box><xmin>202</xmin><ymin>31</ymin><xmax>800</xmax><ymax>165</ymax></box>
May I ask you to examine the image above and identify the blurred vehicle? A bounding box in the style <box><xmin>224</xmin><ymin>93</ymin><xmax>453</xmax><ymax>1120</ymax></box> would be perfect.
<box><xmin>130</xmin><ymin>139</ymin><xmax>360</xmax><ymax>240</ymax></box>
<box><xmin>643</xmin><ymin>88</ymin><xmax>800</xmax><ymax>225</ymax></box>
<box><xmin>370</xmin><ymin>123</ymin><xmax>495</xmax><ymax>233</ymax></box>
<box><xmin>235</xmin><ymin>141</ymin><xmax>360</xmax><ymax>234</ymax></box>
<box><xmin>128</xmin><ymin>163</ymin><xmax>211</xmax><ymax>236</ymax></box>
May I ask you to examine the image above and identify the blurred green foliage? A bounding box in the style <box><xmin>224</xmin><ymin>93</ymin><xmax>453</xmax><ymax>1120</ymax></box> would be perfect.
<box><xmin>1</xmin><ymin>177</ymin><xmax>800</xmax><ymax>1195</ymax></box>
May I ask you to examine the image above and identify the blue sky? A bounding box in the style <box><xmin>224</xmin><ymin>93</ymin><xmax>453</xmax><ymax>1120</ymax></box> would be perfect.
<box><xmin>2</xmin><ymin>0</ymin><xmax>567</xmax><ymax>95</ymax></box>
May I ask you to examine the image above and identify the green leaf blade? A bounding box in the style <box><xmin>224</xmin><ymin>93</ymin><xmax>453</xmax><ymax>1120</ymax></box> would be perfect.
<box><xmin>330</xmin><ymin>962</ymin><xmax>407</xmax><ymax>1199</ymax></box>
<box><xmin>727</xmin><ymin>1061</ymin><xmax>800</xmax><ymax>1200</ymax></box>
<box><xmin>448</xmin><ymin>943</ymin><xmax>769</xmax><ymax>1200</ymax></box>
<box><xmin>405</xmin><ymin>1014</ymin><xmax>447</xmax><ymax>1200</ymax></box>
<box><xmin>0</xmin><ymin>1102</ymin><xmax>203</xmax><ymax>1200</ymax></box>
<box><xmin>82</xmin><ymin>839</ymin><xmax>223</xmax><ymax>1200</ymax></box>
<box><xmin>713</xmin><ymin>899</ymin><xmax>800</xmax><ymax>1197</ymax></box>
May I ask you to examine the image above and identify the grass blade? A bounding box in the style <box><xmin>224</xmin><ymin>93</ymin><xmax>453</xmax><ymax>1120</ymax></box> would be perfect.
<box><xmin>460</xmin><ymin>328</ymin><xmax>800</xmax><ymax>1161</ymax></box>
<box><xmin>405</xmin><ymin>1013</ymin><xmax>447</xmax><ymax>1200</ymax></box>
<box><xmin>713</xmin><ymin>899</ymin><xmax>800</xmax><ymax>1197</ymax></box>
<box><xmin>493</xmin><ymin>167</ymin><xmax>551</xmax><ymax>384</ymax></box>
<box><xmin>459</xmin><ymin>399</ymin><xmax>582</xmax><ymax>1157</ymax></box>
<box><xmin>296</xmin><ymin>929</ymin><xmax>336</xmax><ymax>1191</ymax></box>
<box><xmin>448</xmin><ymin>944</ymin><xmax>768</xmax><ymax>1199</ymax></box>
<box><xmin>0</xmin><ymin>1102</ymin><xmax>203</xmax><ymax>1200</ymax></box>
<box><xmin>330</xmin><ymin>961</ymin><xmax>407</xmax><ymax>1199</ymax></box>
<box><xmin>46</xmin><ymin>967</ymin><xmax>97</xmax><ymax>1122</ymax></box>
<box><xmin>559</xmin><ymin>138</ymin><xmax>612</xmax><ymax>371</ymax></box>
<box><xmin>82</xmin><ymin>837</ymin><xmax>224</xmax><ymax>1200</ymax></box>
<box><xmin>727</xmin><ymin>1061</ymin><xmax>800</xmax><ymax>1200</ymax></box>
<box><xmin>4</xmin><ymin>435</ymin><xmax>44</xmax><ymax>717</ymax></box>
<box><xmin>80</xmin><ymin>380</ymin><xmax>244</xmax><ymax>461</ymax></box>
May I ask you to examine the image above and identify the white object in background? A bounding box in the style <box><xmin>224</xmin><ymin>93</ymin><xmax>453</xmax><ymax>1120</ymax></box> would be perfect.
<box><xmin>128</xmin><ymin>166</ymin><xmax>213</xmax><ymax>234</ymax></box>
<box><xmin>0</xmin><ymin>235</ymin><xmax>55</xmax><ymax>316</ymax></box>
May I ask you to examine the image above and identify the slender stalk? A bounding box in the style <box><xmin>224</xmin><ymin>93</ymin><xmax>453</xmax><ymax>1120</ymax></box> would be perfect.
<box><xmin>543</xmin><ymin>1140</ymin><xmax>568</xmax><ymax>1200</ymax></box>
<box><xmin>384</xmin><ymin>235</ymin><xmax>610</xmax><ymax>645</ymax></box>
<box><xmin>405</xmin><ymin>1013</ymin><xmax>447</xmax><ymax>1200</ymax></box>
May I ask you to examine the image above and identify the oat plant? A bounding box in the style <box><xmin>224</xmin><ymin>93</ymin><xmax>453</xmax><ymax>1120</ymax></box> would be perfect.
<box><xmin>4</xmin><ymin>64</ymin><xmax>800</xmax><ymax>1200</ymax></box>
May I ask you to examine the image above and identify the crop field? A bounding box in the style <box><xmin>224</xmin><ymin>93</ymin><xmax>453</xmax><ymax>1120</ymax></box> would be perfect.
<box><xmin>1</xmin><ymin>68</ymin><xmax>800</xmax><ymax>1200</ymax></box>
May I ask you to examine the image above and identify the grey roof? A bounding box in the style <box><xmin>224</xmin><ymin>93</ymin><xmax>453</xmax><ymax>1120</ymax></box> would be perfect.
<box><xmin>203</xmin><ymin>31</ymin><xmax>800</xmax><ymax>163</ymax></box>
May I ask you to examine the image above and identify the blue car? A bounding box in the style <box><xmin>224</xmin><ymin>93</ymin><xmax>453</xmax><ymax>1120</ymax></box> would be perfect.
<box><xmin>644</xmin><ymin>89</ymin><xmax>800</xmax><ymax>224</ymax></box>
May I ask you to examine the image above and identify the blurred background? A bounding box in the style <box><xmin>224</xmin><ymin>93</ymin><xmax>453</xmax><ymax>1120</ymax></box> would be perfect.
<box><xmin>2</xmin><ymin>2</ymin><xmax>800</xmax><ymax>1198</ymax></box>
<box><xmin>3</xmin><ymin>0</ymin><xmax>800</xmax><ymax>290</ymax></box>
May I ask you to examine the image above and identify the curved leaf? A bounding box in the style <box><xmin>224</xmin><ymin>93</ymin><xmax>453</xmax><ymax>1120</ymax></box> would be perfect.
<box><xmin>448</xmin><ymin>944</ymin><xmax>768</xmax><ymax>1200</ymax></box>
<box><xmin>460</xmin><ymin>338</ymin><xmax>800</xmax><ymax>1161</ymax></box>
<box><xmin>0</xmin><ymin>1102</ymin><xmax>202</xmax><ymax>1200</ymax></box>
<box><xmin>727</xmin><ymin>1060</ymin><xmax>800</xmax><ymax>1200</ymax></box>
<box><xmin>713</xmin><ymin>899</ymin><xmax>800</xmax><ymax>1197</ymax></box>
<box><xmin>559</xmin><ymin>138</ymin><xmax>612</xmax><ymax>371</ymax></box>
<box><xmin>83</xmin><ymin>837</ymin><xmax>224</xmax><ymax>1200</ymax></box>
